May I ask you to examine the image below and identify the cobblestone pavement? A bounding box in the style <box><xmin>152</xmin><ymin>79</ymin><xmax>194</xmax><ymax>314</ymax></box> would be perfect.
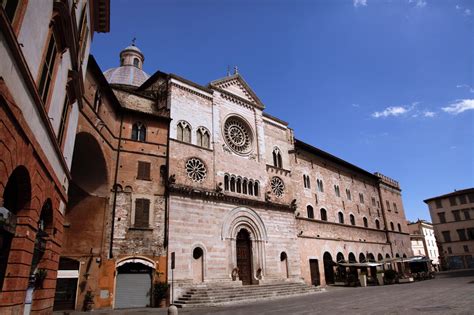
<box><xmin>56</xmin><ymin>269</ymin><xmax>474</xmax><ymax>315</ymax></box>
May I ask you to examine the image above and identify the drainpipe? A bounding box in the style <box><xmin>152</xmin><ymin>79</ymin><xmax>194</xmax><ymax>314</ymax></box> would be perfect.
<box><xmin>164</xmin><ymin>78</ymin><xmax>171</xmax><ymax>287</ymax></box>
<box><xmin>109</xmin><ymin>113</ymin><xmax>124</xmax><ymax>259</ymax></box>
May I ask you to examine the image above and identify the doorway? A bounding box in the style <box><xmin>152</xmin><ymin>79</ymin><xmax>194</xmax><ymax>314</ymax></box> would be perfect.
<box><xmin>309</xmin><ymin>259</ymin><xmax>320</xmax><ymax>286</ymax></box>
<box><xmin>323</xmin><ymin>252</ymin><xmax>335</xmax><ymax>285</ymax></box>
<box><xmin>236</xmin><ymin>229</ymin><xmax>252</xmax><ymax>285</ymax></box>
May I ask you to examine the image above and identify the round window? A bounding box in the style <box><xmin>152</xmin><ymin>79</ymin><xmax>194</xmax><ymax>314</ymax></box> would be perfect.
<box><xmin>223</xmin><ymin>116</ymin><xmax>252</xmax><ymax>154</ymax></box>
<box><xmin>271</xmin><ymin>176</ymin><xmax>285</xmax><ymax>197</ymax></box>
<box><xmin>185</xmin><ymin>158</ymin><xmax>207</xmax><ymax>182</ymax></box>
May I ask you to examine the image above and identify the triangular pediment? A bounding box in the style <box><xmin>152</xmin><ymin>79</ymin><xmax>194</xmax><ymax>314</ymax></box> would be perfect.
<box><xmin>210</xmin><ymin>74</ymin><xmax>264</xmax><ymax>108</ymax></box>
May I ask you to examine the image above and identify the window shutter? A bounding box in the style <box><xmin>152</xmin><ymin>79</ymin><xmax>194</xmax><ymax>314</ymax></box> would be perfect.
<box><xmin>134</xmin><ymin>199</ymin><xmax>150</xmax><ymax>228</ymax></box>
<box><xmin>137</xmin><ymin>161</ymin><xmax>151</xmax><ymax>180</ymax></box>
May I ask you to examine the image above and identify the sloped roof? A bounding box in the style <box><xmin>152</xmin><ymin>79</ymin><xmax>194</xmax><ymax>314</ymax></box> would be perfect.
<box><xmin>209</xmin><ymin>74</ymin><xmax>265</xmax><ymax>109</ymax></box>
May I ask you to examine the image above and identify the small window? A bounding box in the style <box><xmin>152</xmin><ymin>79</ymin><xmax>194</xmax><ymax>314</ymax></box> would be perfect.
<box><xmin>390</xmin><ymin>222</ymin><xmax>394</xmax><ymax>231</ymax></box>
<box><xmin>386</xmin><ymin>200</ymin><xmax>391</xmax><ymax>211</ymax></box>
<box><xmin>137</xmin><ymin>161</ymin><xmax>151</xmax><ymax>180</ymax></box>
<box><xmin>459</xmin><ymin>194</ymin><xmax>467</xmax><ymax>204</ymax></box>
<box><xmin>320</xmin><ymin>208</ymin><xmax>327</xmax><ymax>221</ymax></box>
<box><xmin>393</xmin><ymin>203</ymin><xmax>398</xmax><ymax>213</ymax></box>
<box><xmin>457</xmin><ymin>229</ymin><xmax>467</xmax><ymax>241</ymax></box>
<box><xmin>452</xmin><ymin>210</ymin><xmax>461</xmax><ymax>221</ymax></box>
<box><xmin>397</xmin><ymin>223</ymin><xmax>401</xmax><ymax>232</ymax></box>
<box><xmin>334</xmin><ymin>185</ymin><xmax>340</xmax><ymax>197</ymax></box>
<box><xmin>57</xmin><ymin>95</ymin><xmax>70</xmax><ymax>147</ymax></box>
<box><xmin>359</xmin><ymin>193</ymin><xmax>364</xmax><ymax>204</ymax></box>
<box><xmin>371</xmin><ymin>197</ymin><xmax>376</xmax><ymax>207</ymax></box>
<box><xmin>307</xmin><ymin>205</ymin><xmax>314</xmax><ymax>219</ymax></box>
<box><xmin>449</xmin><ymin>196</ymin><xmax>457</xmax><ymax>206</ymax></box>
<box><xmin>464</xmin><ymin>210</ymin><xmax>471</xmax><ymax>220</ymax></box>
<box><xmin>134</xmin><ymin>198</ymin><xmax>150</xmax><ymax>228</ymax></box>
<box><xmin>280</xmin><ymin>252</ymin><xmax>287</xmax><ymax>261</ymax></box>
<box><xmin>375</xmin><ymin>219</ymin><xmax>380</xmax><ymax>230</ymax></box>
<box><xmin>242</xmin><ymin>179</ymin><xmax>248</xmax><ymax>194</ymax></box>
<box><xmin>317</xmin><ymin>179</ymin><xmax>324</xmax><ymax>192</ymax></box>
<box><xmin>346</xmin><ymin>189</ymin><xmax>351</xmax><ymax>200</ymax></box>
<box><xmin>438</xmin><ymin>212</ymin><xmax>446</xmax><ymax>223</ymax></box>
<box><xmin>132</xmin><ymin>122</ymin><xmax>146</xmax><ymax>142</ymax></box>
<box><xmin>468</xmin><ymin>193</ymin><xmax>474</xmax><ymax>203</ymax></box>
<box><xmin>193</xmin><ymin>247</ymin><xmax>203</xmax><ymax>259</ymax></box>
<box><xmin>177</xmin><ymin>121</ymin><xmax>191</xmax><ymax>143</ymax></box>
<box><xmin>363</xmin><ymin>217</ymin><xmax>368</xmax><ymax>228</ymax></box>
<box><xmin>133</xmin><ymin>57</ymin><xmax>139</xmax><ymax>67</ymax></box>
<box><xmin>224</xmin><ymin>174</ymin><xmax>229</xmax><ymax>191</ymax></box>
<box><xmin>248</xmin><ymin>181</ymin><xmax>254</xmax><ymax>196</ymax></box>
<box><xmin>254</xmin><ymin>182</ymin><xmax>259</xmax><ymax>196</ymax></box>
<box><xmin>230</xmin><ymin>177</ymin><xmax>236</xmax><ymax>192</ymax></box>
<box><xmin>435</xmin><ymin>199</ymin><xmax>443</xmax><ymax>208</ymax></box>
<box><xmin>350</xmin><ymin>214</ymin><xmax>355</xmax><ymax>225</ymax></box>
<box><xmin>236</xmin><ymin>178</ymin><xmax>242</xmax><ymax>193</ymax></box>
<box><xmin>272</xmin><ymin>147</ymin><xmax>283</xmax><ymax>168</ymax></box>
<box><xmin>338</xmin><ymin>212</ymin><xmax>344</xmax><ymax>224</ymax></box>
<box><xmin>442</xmin><ymin>231</ymin><xmax>451</xmax><ymax>243</ymax></box>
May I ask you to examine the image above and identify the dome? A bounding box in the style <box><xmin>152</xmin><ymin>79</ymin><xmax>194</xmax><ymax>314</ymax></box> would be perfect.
<box><xmin>103</xmin><ymin>43</ymin><xmax>149</xmax><ymax>87</ymax></box>
<box><xmin>104</xmin><ymin>66</ymin><xmax>150</xmax><ymax>87</ymax></box>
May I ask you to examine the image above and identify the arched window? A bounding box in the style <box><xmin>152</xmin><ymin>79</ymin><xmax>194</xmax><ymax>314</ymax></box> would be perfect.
<box><xmin>230</xmin><ymin>176</ymin><xmax>236</xmax><ymax>192</ymax></box>
<box><xmin>363</xmin><ymin>217</ymin><xmax>368</xmax><ymax>228</ymax></box>
<box><xmin>272</xmin><ymin>147</ymin><xmax>282</xmax><ymax>168</ymax></box>
<box><xmin>254</xmin><ymin>182</ymin><xmax>259</xmax><ymax>196</ymax></box>
<box><xmin>320</xmin><ymin>208</ymin><xmax>327</xmax><ymax>221</ymax></box>
<box><xmin>338</xmin><ymin>212</ymin><xmax>344</xmax><ymax>224</ymax></box>
<box><xmin>375</xmin><ymin>219</ymin><xmax>380</xmax><ymax>230</ymax></box>
<box><xmin>224</xmin><ymin>174</ymin><xmax>229</xmax><ymax>191</ymax></box>
<box><xmin>346</xmin><ymin>189</ymin><xmax>351</xmax><ymax>200</ymax></box>
<box><xmin>248</xmin><ymin>181</ymin><xmax>254</xmax><ymax>196</ymax></box>
<box><xmin>307</xmin><ymin>205</ymin><xmax>314</xmax><ymax>219</ymax></box>
<box><xmin>242</xmin><ymin>179</ymin><xmax>248</xmax><ymax>194</ymax></box>
<box><xmin>334</xmin><ymin>185</ymin><xmax>340</xmax><ymax>197</ymax></box>
<box><xmin>317</xmin><ymin>179</ymin><xmax>324</xmax><ymax>192</ymax></box>
<box><xmin>303</xmin><ymin>175</ymin><xmax>311</xmax><ymax>189</ymax></box>
<box><xmin>93</xmin><ymin>89</ymin><xmax>101</xmax><ymax>113</ymax></box>
<box><xmin>390</xmin><ymin>222</ymin><xmax>394</xmax><ymax>231</ymax></box>
<box><xmin>133</xmin><ymin>57</ymin><xmax>139</xmax><ymax>67</ymax></box>
<box><xmin>132</xmin><ymin>122</ymin><xmax>146</xmax><ymax>142</ymax></box>
<box><xmin>397</xmin><ymin>223</ymin><xmax>401</xmax><ymax>232</ymax></box>
<box><xmin>177</xmin><ymin>121</ymin><xmax>191</xmax><ymax>143</ymax></box>
<box><xmin>197</xmin><ymin>127</ymin><xmax>210</xmax><ymax>148</ymax></box>
<box><xmin>350</xmin><ymin>214</ymin><xmax>355</xmax><ymax>225</ymax></box>
<box><xmin>236</xmin><ymin>178</ymin><xmax>242</xmax><ymax>193</ymax></box>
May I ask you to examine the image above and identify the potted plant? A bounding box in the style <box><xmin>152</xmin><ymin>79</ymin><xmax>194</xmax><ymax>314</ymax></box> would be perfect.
<box><xmin>153</xmin><ymin>281</ymin><xmax>169</xmax><ymax>307</ymax></box>
<box><xmin>82</xmin><ymin>290</ymin><xmax>94</xmax><ymax>311</ymax></box>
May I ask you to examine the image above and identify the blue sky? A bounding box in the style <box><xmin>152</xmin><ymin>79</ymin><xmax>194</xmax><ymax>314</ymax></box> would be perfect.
<box><xmin>92</xmin><ymin>0</ymin><xmax>474</xmax><ymax>222</ymax></box>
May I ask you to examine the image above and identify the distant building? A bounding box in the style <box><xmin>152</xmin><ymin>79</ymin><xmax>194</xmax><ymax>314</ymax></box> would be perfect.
<box><xmin>407</xmin><ymin>220</ymin><xmax>439</xmax><ymax>269</ymax></box>
<box><xmin>424</xmin><ymin>188</ymin><xmax>474</xmax><ymax>270</ymax></box>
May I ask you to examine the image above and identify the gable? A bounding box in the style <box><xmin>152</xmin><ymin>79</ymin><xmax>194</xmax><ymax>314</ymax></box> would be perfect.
<box><xmin>210</xmin><ymin>74</ymin><xmax>264</xmax><ymax>108</ymax></box>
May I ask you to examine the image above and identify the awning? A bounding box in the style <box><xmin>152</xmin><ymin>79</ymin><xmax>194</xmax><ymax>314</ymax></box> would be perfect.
<box><xmin>338</xmin><ymin>262</ymin><xmax>383</xmax><ymax>267</ymax></box>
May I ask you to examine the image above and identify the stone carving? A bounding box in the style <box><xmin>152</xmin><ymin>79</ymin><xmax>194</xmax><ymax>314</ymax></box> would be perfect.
<box><xmin>265</xmin><ymin>191</ymin><xmax>272</xmax><ymax>202</ymax></box>
<box><xmin>216</xmin><ymin>182</ymin><xmax>223</xmax><ymax>193</ymax></box>
<box><xmin>168</xmin><ymin>174</ymin><xmax>176</xmax><ymax>184</ymax></box>
<box><xmin>223</xmin><ymin>116</ymin><xmax>252</xmax><ymax>154</ymax></box>
<box><xmin>270</xmin><ymin>176</ymin><xmax>285</xmax><ymax>197</ymax></box>
<box><xmin>185</xmin><ymin>158</ymin><xmax>207</xmax><ymax>182</ymax></box>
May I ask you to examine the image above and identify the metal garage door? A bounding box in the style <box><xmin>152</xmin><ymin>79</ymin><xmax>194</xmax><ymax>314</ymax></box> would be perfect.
<box><xmin>115</xmin><ymin>272</ymin><xmax>151</xmax><ymax>309</ymax></box>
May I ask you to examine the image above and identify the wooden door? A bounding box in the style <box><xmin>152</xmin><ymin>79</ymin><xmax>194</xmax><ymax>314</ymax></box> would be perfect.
<box><xmin>309</xmin><ymin>259</ymin><xmax>320</xmax><ymax>286</ymax></box>
<box><xmin>236</xmin><ymin>229</ymin><xmax>252</xmax><ymax>285</ymax></box>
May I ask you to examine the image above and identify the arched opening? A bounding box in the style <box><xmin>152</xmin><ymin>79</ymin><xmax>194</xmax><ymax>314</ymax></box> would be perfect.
<box><xmin>390</xmin><ymin>222</ymin><xmax>394</xmax><ymax>231</ymax></box>
<box><xmin>280</xmin><ymin>252</ymin><xmax>289</xmax><ymax>278</ymax></box>
<box><xmin>378</xmin><ymin>253</ymin><xmax>383</xmax><ymax>261</ymax></box>
<box><xmin>254</xmin><ymin>182</ymin><xmax>259</xmax><ymax>196</ymax></box>
<box><xmin>359</xmin><ymin>253</ymin><xmax>368</xmax><ymax>275</ymax></box>
<box><xmin>350</xmin><ymin>214</ymin><xmax>355</xmax><ymax>225</ymax></box>
<box><xmin>375</xmin><ymin>219</ymin><xmax>380</xmax><ymax>230</ymax></box>
<box><xmin>192</xmin><ymin>247</ymin><xmax>204</xmax><ymax>283</ymax></box>
<box><xmin>115</xmin><ymin>261</ymin><xmax>153</xmax><ymax>308</ymax></box>
<box><xmin>348</xmin><ymin>252</ymin><xmax>357</xmax><ymax>278</ymax></box>
<box><xmin>30</xmin><ymin>200</ymin><xmax>54</xmax><ymax>276</ymax></box>
<box><xmin>320</xmin><ymin>208</ymin><xmax>327</xmax><ymax>221</ymax></box>
<box><xmin>132</xmin><ymin>122</ymin><xmax>146</xmax><ymax>142</ymax></box>
<box><xmin>307</xmin><ymin>205</ymin><xmax>314</xmax><ymax>219</ymax></box>
<box><xmin>236</xmin><ymin>229</ymin><xmax>252</xmax><ymax>285</ymax></box>
<box><xmin>338</xmin><ymin>212</ymin><xmax>344</xmax><ymax>224</ymax></box>
<box><xmin>323</xmin><ymin>252</ymin><xmax>335</xmax><ymax>285</ymax></box>
<box><xmin>402</xmin><ymin>254</ymin><xmax>407</xmax><ymax>258</ymax></box>
<box><xmin>0</xmin><ymin>166</ymin><xmax>31</xmax><ymax>290</ymax></box>
<box><xmin>386</xmin><ymin>253</ymin><xmax>391</xmax><ymax>259</ymax></box>
<box><xmin>224</xmin><ymin>174</ymin><xmax>229</xmax><ymax>191</ymax></box>
<box><xmin>230</xmin><ymin>177</ymin><xmax>236</xmax><ymax>192</ymax></box>
<box><xmin>367</xmin><ymin>253</ymin><xmax>376</xmax><ymax>277</ymax></box>
<box><xmin>242</xmin><ymin>179</ymin><xmax>248</xmax><ymax>194</ymax></box>
<box><xmin>397</xmin><ymin>223</ymin><xmax>402</xmax><ymax>232</ymax></box>
<box><xmin>236</xmin><ymin>178</ymin><xmax>242</xmax><ymax>193</ymax></box>
<box><xmin>336</xmin><ymin>252</ymin><xmax>346</xmax><ymax>282</ymax></box>
<box><xmin>363</xmin><ymin>217</ymin><xmax>368</xmax><ymax>228</ymax></box>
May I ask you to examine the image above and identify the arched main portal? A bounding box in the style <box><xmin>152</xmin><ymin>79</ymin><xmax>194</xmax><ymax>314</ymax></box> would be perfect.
<box><xmin>237</xmin><ymin>229</ymin><xmax>252</xmax><ymax>285</ymax></box>
<box><xmin>323</xmin><ymin>252</ymin><xmax>335</xmax><ymax>285</ymax></box>
<box><xmin>0</xmin><ymin>166</ymin><xmax>31</xmax><ymax>290</ymax></box>
<box><xmin>115</xmin><ymin>259</ymin><xmax>154</xmax><ymax>309</ymax></box>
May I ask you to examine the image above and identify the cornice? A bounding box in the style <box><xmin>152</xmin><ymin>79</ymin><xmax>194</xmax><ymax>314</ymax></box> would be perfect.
<box><xmin>168</xmin><ymin>183</ymin><xmax>295</xmax><ymax>212</ymax></box>
<box><xmin>170</xmin><ymin>81</ymin><xmax>213</xmax><ymax>101</ymax></box>
<box><xmin>215</xmin><ymin>87</ymin><xmax>264</xmax><ymax>110</ymax></box>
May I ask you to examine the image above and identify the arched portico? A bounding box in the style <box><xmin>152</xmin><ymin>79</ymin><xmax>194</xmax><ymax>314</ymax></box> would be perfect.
<box><xmin>221</xmin><ymin>207</ymin><xmax>267</xmax><ymax>284</ymax></box>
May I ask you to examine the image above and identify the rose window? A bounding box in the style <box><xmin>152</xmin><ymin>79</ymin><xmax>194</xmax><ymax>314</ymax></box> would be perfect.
<box><xmin>271</xmin><ymin>176</ymin><xmax>285</xmax><ymax>197</ymax></box>
<box><xmin>223</xmin><ymin>117</ymin><xmax>252</xmax><ymax>154</ymax></box>
<box><xmin>185</xmin><ymin>158</ymin><xmax>206</xmax><ymax>182</ymax></box>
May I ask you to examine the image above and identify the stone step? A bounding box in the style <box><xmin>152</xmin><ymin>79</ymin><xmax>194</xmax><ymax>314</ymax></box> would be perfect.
<box><xmin>174</xmin><ymin>282</ymin><xmax>323</xmax><ymax>308</ymax></box>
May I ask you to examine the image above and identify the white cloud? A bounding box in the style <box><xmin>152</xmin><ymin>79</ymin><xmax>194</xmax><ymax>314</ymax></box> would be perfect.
<box><xmin>464</xmin><ymin>8</ymin><xmax>471</xmax><ymax>16</ymax></box>
<box><xmin>456</xmin><ymin>5</ymin><xmax>461</xmax><ymax>10</ymax></box>
<box><xmin>456</xmin><ymin>84</ymin><xmax>474</xmax><ymax>93</ymax></box>
<box><xmin>409</xmin><ymin>0</ymin><xmax>427</xmax><ymax>8</ymax></box>
<box><xmin>352</xmin><ymin>103</ymin><xmax>360</xmax><ymax>108</ymax></box>
<box><xmin>423</xmin><ymin>111</ymin><xmax>436</xmax><ymax>117</ymax></box>
<box><xmin>442</xmin><ymin>99</ymin><xmax>474</xmax><ymax>115</ymax></box>
<box><xmin>372</xmin><ymin>106</ymin><xmax>409</xmax><ymax>118</ymax></box>
<box><xmin>354</xmin><ymin>0</ymin><xmax>367</xmax><ymax>8</ymax></box>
